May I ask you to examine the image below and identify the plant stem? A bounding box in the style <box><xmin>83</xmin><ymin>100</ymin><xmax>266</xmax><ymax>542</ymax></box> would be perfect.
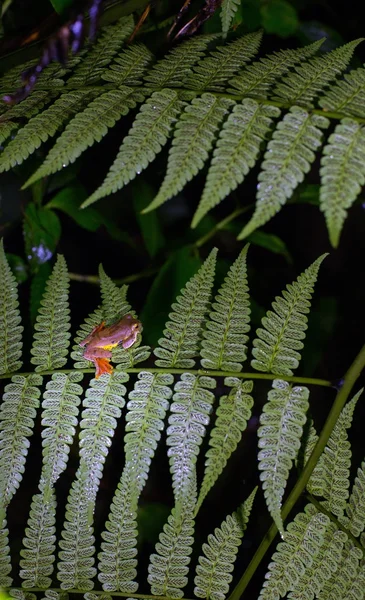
<box><xmin>228</xmin><ymin>342</ymin><xmax>365</xmax><ymax>600</ymax></box>
<box><xmin>0</xmin><ymin>366</ymin><xmax>332</xmax><ymax>385</ymax></box>
<box><xmin>69</xmin><ymin>266</ymin><xmax>159</xmax><ymax>285</ymax></box>
<box><xmin>194</xmin><ymin>206</ymin><xmax>252</xmax><ymax>248</ymax></box>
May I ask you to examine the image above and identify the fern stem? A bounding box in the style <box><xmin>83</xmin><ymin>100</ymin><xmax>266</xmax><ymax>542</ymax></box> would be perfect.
<box><xmin>0</xmin><ymin>367</ymin><xmax>332</xmax><ymax>386</ymax></box>
<box><xmin>194</xmin><ymin>206</ymin><xmax>253</xmax><ymax>248</ymax></box>
<box><xmin>68</xmin><ymin>266</ymin><xmax>159</xmax><ymax>285</ymax></box>
<box><xmin>228</xmin><ymin>342</ymin><xmax>365</xmax><ymax>600</ymax></box>
<box><xmin>2</xmin><ymin>589</ymin><xmax>196</xmax><ymax>600</ymax></box>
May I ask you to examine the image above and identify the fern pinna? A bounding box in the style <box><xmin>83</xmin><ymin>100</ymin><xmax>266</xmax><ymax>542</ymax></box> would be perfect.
<box><xmin>1</xmin><ymin>18</ymin><xmax>365</xmax><ymax>247</ymax></box>
<box><xmin>1</xmin><ymin>237</ymin><xmax>365</xmax><ymax>599</ymax></box>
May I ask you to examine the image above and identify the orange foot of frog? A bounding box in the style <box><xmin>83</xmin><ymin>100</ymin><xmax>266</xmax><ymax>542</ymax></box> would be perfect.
<box><xmin>94</xmin><ymin>357</ymin><xmax>114</xmax><ymax>379</ymax></box>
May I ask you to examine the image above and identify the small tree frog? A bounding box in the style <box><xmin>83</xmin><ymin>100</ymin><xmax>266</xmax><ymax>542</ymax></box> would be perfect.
<box><xmin>80</xmin><ymin>314</ymin><xmax>142</xmax><ymax>378</ymax></box>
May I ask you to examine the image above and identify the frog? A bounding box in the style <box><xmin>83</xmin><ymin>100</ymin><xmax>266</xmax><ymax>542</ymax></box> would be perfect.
<box><xmin>79</xmin><ymin>313</ymin><xmax>142</xmax><ymax>378</ymax></box>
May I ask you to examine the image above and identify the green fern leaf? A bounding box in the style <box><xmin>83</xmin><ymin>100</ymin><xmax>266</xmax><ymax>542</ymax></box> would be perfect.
<box><xmin>319</xmin><ymin>65</ymin><xmax>365</xmax><ymax>117</ymax></box>
<box><xmin>0</xmin><ymin>239</ymin><xmax>23</xmax><ymax>374</ymax></box>
<box><xmin>184</xmin><ymin>32</ymin><xmax>262</xmax><ymax>91</ymax></box>
<box><xmin>66</xmin><ymin>16</ymin><xmax>134</xmax><ymax>86</ymax></box>
<box><xmin>345</xmin><ymin>459</ymin><xmax>365</xmax><ymax>537</ymax></box>
<box><xmin>192</xmin><ymin>101</ymin><xmax>279</xmax><ymax>228</ymax></box>
<box><xmin>154</xmin><ymin>248</ymin><xmax>217</xmax><ymax>368</ymax></box>
<box><xmin>144</xmin><ymin>96</ymin><xmax>234</xmax><ymax>213</ymax></box>
<box><xmin>286</xmin><ymin>522</ymin><xmax>347</xmax><ymax>599</ymax></box>
<box><xmin>317</xmin><ymin>539</ymin><xmax>363</xmax><ymax>600</ymax></box>
<box><xmin>258</xmin><ymin>380</ymin><xmax>310</xmax><ymax>536</ymax></box>
<box><xmin>196</xmin><ymin>379</ymin><xmax>253</xmax><ymax>514</ymax></box>
<box><xmin>102</xmin><ymin>43</ymin><xmax>154</xmax><ymax>86</ymax></box>
<box><xmin>273</xmin><ymin>39</ymin><xmax>363</xmax><ymax>106</ymax></box>
<box><xmin>258</xmin><ymin>504</ymin><xmax>328</xmax><ymax>599</ymax></box>
<box><xmin>0</xmin><ymin>121</ymin><xmax>18</xmax><ymax>145</ymax></box>
<box><xmin>200</xmin><ymin>246</ymin><xmax>251</xmax><ymax>371</ymax></box>
<box><xmin>220</xmin><ymin>0</ymin><xmax>241</xmax><ymax>35</ymax></box>
<box><xmin>8</xmin><ymin>591</ymin><xmax>37</xmax><ymax>600</ymax></box>
<box><xmin>251</xmin><ymin>254</ymin><xmax>327</xmax><ymax>376</ymax></box>
<box><xmin>0</xmin><ymin>374</ymin><xmax>42</xmax><ymax>518</ymax></box>
<box><xmin>0</xmin><ymin>521</ymin><xmax>12</xmax><ymax>587</ymax></box>
<box><xmin>98</xmin><ymin>372</ymin><xmax>173</xmax><ymax>592</ymax></box>
<box><xmin>229</xmin><ymin>39</ymin><xmax>324</xmax><ymax>99</ymax></box>
<box><xmin>26</xmin><ymin>88</ymin><xmax>143</xmax><ymax>187</ymax></box>
<box><xmin>144</xmin><ymin>36</ymin><xmax>216</xmax><ymax>88</ymax></box>
<box><xmin>71</xmin><ymin>306</ymin><xmax>105</xmax><ymax>369</ymax></box>
<box><xmin>83</xmin><ymin>90</ymin><xmax>185</xmax><ymax>207</ymax></box>
<box><xmin>30</xmin><ymin>255</ymin><xmax>71</xmax><ymax>372</ymax></box>
<box><xmin>79</xmin><ymin>371</ymin><xmax>129</xmax><ymax>516</ymax></box>
<box><xmin>168</xmin><ymin>374</ymin><xmax>215</xmax><ymax>513</ymax></box>
<box><xmin>42</xmin><ymin>591</ymin><xmax>68</xmax><ymax>600</ymax></box>
<box><xmin>19</xmin><ymin>492</ymin><xmax>57</xmax><ymax>588</ymax></box>
<box><xmin>57</xmin><ymin>476</ymin><xmax>96</xmax><ymax>591</ymax></box>
<box><xmin>238</xmin><ymin>109</ymin><xmax>329</xmax><ymax>240</ymax></box>
<box><xmin>194</xmin><ymin>489</ymin><xmax>257</xmax><ymax>600</ymax></box>
<box><xmin>319</xmin><ymin>118</ymin><xmax>365</xmax><ymax>247</ymax></box>
<box><xmin>148</xmin><ymin>481</ymin><xmax>196</xmax><ymax>599</ymax></box>
<box><xmin>99</xmin><ymin>265</ymin><xmax>131</xmax><ymax>322</ymax></box>
<box><xmin>307</xmin><ymin>390</ymin><xmax>362</xmax><ymax>516</ymax></box>
<box><xmin>0</xmin><ymin>90</ymin><xmax>98</xmax><ymax>172</ymax></box>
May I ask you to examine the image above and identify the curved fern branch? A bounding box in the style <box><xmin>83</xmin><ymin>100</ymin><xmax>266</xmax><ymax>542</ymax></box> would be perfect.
<box><xmin>0</xmin><ymin>522</ymin><xmax>12</xmax><ymax>587</ymax></box>
<box><xmin>345</xmin><ymin>459</ymin><xmax>365</xmax><ymax>538</ymax></box>
<box><xmin>0</xmin><ymin>239</ymin><xmax>23</xmax><ymax>374</ymax></box>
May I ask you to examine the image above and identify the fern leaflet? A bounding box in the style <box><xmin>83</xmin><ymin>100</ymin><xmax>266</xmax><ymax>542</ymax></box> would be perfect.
<box><xmin>83</xmin><ymin>90</ymin><xmax>185</xmax><ymax>207</ymax></box>
<box><xmin>196</xmin><ymin>379</ymin><xmax>253</xmax><ymax>514</ymax></box>
<box><xmin>144</xmin><ymin>95</ymin><xmax>235</xmax><ymax>213</ymax></box>
<box><xmin>200</xmin><ymin>245</ymin><xmax>250</xmax><ymax>371</ymax></box>
<box><xmin>319</xmin><ymin>118</ymin><xmax>365</xmax><ymax>247</ymax></box>
<box><xmin>183</xmin><ymin>32</ymin><xmax>262</xmax><ymax>91</ymax></box>
<box><xmin>319</xmin><ymin>64</ymin><xmax>365</xmax><ymax>117</ymax></box>
<box><xmin>102</xmin><ymin>43</ymin><xmax>154</xmax><ymax>86</ymax></box>
<box><xmin>258</xmin><ymin>379</ymin><xmax>310</xmax><ymax>536</ymax></box>
<box><xmin>0</xmin><ymin>522</ymin><xmax>12</xmax><ymax>587</ymax></box>
<box><xmin>229</xmin><ymin>40</ymin><xmax>324</xmax><ymax>99</ymax></box>
<box><xmin>239</xmin><ymin>109</ymin><xmax>329</xmax><ymax>240</ymax></box>
<box><xmin>0</xmin><ymin>239</ymin><xmax>23</xmax><ymax>374</ymax></box>
<box><xmin>0</xmin><ymin>375</ymin><xmax>42</xmax><ymax>519</ymax></box>
<box><xmin>251</xmin><ymin>254</ymin><xmax>326</xmax><ymax>376</ymax></box>
<box><xmin>345</xmin><ymin>459</ymin><xmax>365</xmax><ymax>537</ymax></box>
<box><xmin>220</xmin><ymin>0</ymin><xmax>240</xmax><ymax>35</ymax></box>
<box><xmin>25</xmin><ymin>88</ymin><xmax>144</xmax><ymax>187</ymax></box>
<box><xmin>154</xmin><ymin>248</ymin><xmax>217</xmax><ymax>368</ymax></box>
<box><xmin>168</xmin><ymin>373</ymin><xmax>215</xmax><ymax>514</ymax></box>
<box><xmin>317</xmin><ymin>539</ymin><xmax>363</xmax><ymax>600</ymax></box>
<box><xmin>99</xmin><ymin>265</ymin><xmax>131</xmax><ymax>322</ymax></box>
<box><xmin>30</xmin><ymin>255</ymin><xmax>70</xmax><ymax>372</ymax></box>
<box><xmin>192</xmin><ymin>101</ymin><xmax>279</xmax><ymax>228</ymax></box>
<box><xmin>194</xmin><ymin>489</ymin><xmax>256</xmax><ymax>600</ymax></box>
<box><xmin>98</xmin><ymin>372</ymin><xmax>173</xmax><ymax>592</ymax></box>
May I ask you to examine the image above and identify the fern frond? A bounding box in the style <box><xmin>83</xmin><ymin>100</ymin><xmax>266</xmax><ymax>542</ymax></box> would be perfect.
<box><xmin>30</xmin><ymin>255</ymin><xmax>71</xmax><ymax>372</ymax></box>
<box><xmin>200</xmin><ymin>246</ymin><xmax>250</xmax><ymax>371</ymax></box>
<box><xmin>317</xmin><ymin>539</ymin><xmax>363</xmax><ymax>600</ymax></box>
<box><xmin>319</xmin><ymin>118</ymin><xmax>365</xmax><ymax>247</ymax></box>
<box><xmin>79</xmin><ymin>371</ymin><xmax>129</xmax><ymax>515</ymax></box>
<box><xmin>251</xmin><ymin>254</ymin><xmax>326</xmax><ymax>376</ymax></box>
<box><xmin>258</xmin><ymin>379</ymin><xmax>310</xmax><ymax>536</ymax></box>
<box><xmin>19</xmin><ymin>492</ymin><xmax>57</xmax><ymax>588</ymax></box>
<box><xmin>196</xmin><ymin>379</ymin><xmax>253</xmax><ymax>514</ymax></box>
<box><xmin>42</xmin><ymin>591</ymin><xmax>68</xmax><ymax>600</ymax></box>
<box><xmin>0</xmin><ymin>522</ymin><xmax>12</xmax><ymax>587</ymax></box>
<box><xmin>0</xmin><ymin>90</ymin><xmax>98</xmax><ymax>172</ymax></box>
<box><xmin>229</xmin><ymin>39</ymin><xmax>324</xmax><ymax>99</ymax></box>
<box><xmin>99</xmin><ymin>266</ymin><xmax>131</xmax><ymax>322</ymax></box>
<box><xmin>102</xmin><ymin>43</ymin><xmax>154</xmax><ymax>86</ymax></box>
<box><xmin>66</xmin><ymin>16</ymin><xmax>134</xmax><ymax>86</ymax></box>
<box><xmin>238</xmin><ymin>109</ymin><xmax>329</xmax><ymax>239</ymax></box>
<box><xmin>258</xmin><ymin>504</ymin><xmax>328</xmax><ymax>599</ymax></box>
<box><xmin>154</xmin><ymin>248</ymin><xmax>217</xmax><ymax>368</ymax></box>
<box><xmin>273</xmin><ymin>39</ymin><xmax>363</xmax><ymax>106</ymax></box>
<box><xmin>144</xmin><ymin>36</ymin><xmax>215</xmax><ymax>88</ymax></box>
<box><xmin>0</xmin><ymin>121</ymin><xmax>18</xmax><ymax>145</ymax></box>
<box><xmin>57</xmin><ymin>476</ymin><xmax>96</xmax><ymax>591</ymax></box>
<box><xmin>286</xmin><ymin>523</ymin><xmax>347</xmax><ymax>599</ymax></box>
<box><xmin>220</xmin><ymin>0</ymin><xmax>240</xmax><ymax>35</ymax></box>
<box><xmin>192</xmin><ymin>101</ymin><xmax>279</xmax><ymax>228</ymax></box>
<box><xmin>37</xmin><ymin>370</ymin><xmax>83</xmax><ymax>503</ymax></box>
<box><xmin>184</xmin><ymin>32</ymin><xmax>262</xmax><ymax>91</ymax></box>
<box><xmin>98</xmin><ymin>372</ymin><xmax>173</xmax><ymax>592</ymax></box>
<box><xmin>26</xmin><ymin>88</ymin><xmax>143</xmax><ymax>187</ymax></box>
<box><xmin>345</xmin><ymin>460</ymin><xmax>365</xmax><ymax>537</ymax></box>
<box><xmin>144</xmin><ymin>96</ymin><xmax>234</xmax><ymax>213</ymax></box>
<box><xmin>319</xmin><ymin>65</ymin><xmax>365</xmax><ymax>117</ymax></box>
<box><xmin>194</xmin><ymin>489</ymin><xmax>256</xmax><ymax>600</ymax></box>
<box><xmin>71</xmin><ymin>307</ymin><xmax>104</xmax><ymax>369</ymax></box>
<box><xmin>0</xmin><ymin>374</ymin><xmax>42</xmax><ymax>518</ymax></box>
<box><xmin>83</xmin><ymin>90</ymin><xmax>185</xmax><ymax>207</ymax></box>
<box><xmin>307</xmin><ymin>390</ymin><xmax>361</xmax><ymax>516</ymax></box>
<box><xmin>8</xmin><ymin>591</ymin><xmax>37</xmax><ymax>600</ymax></box>
<box><xmin>168</xmin><ymin>374</ymin><xmax>215</xmax><ymax>513</ymax></box>
<box><xmin>148</xmin><ymin>482</ymin><xmax>196</xmax><ymax>599</ymax></box>
<box><xmin>0</xmin><ymin>239</ymin><xmax>23</xmax><ymax>374</ymax></box>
